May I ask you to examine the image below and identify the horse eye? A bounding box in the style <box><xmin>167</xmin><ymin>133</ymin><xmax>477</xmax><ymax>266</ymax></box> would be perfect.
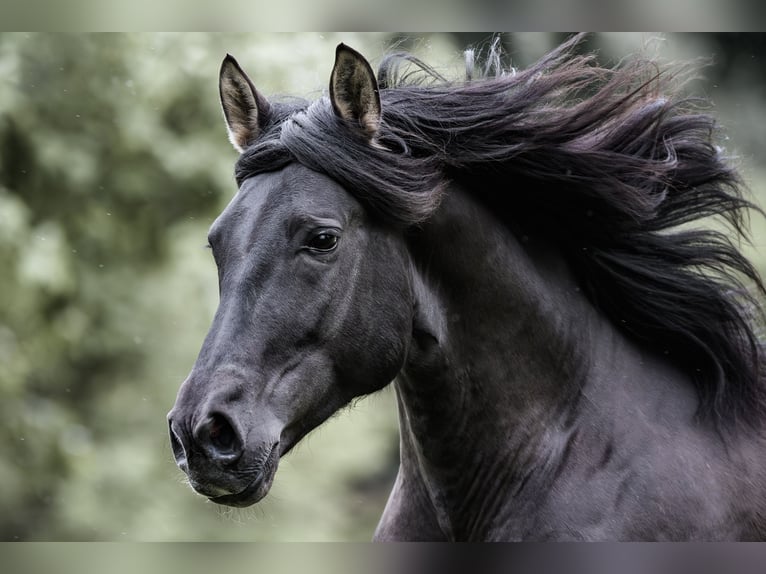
<box><xmin>306</xmin><ymin>231</ymin><xmax>340</xmax><ymax>252</ymax></box>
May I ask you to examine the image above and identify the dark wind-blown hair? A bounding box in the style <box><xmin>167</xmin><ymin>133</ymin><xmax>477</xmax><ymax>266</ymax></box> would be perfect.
<box><xmin>235</xmin><ymin>34</ymin><xmax>766</xmax><ymax>430</ymax></box>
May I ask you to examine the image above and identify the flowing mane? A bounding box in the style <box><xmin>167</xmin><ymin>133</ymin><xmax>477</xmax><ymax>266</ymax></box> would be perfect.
<box><xmin>234</xmin><ymin>34</ymin><xmax>766</xmax><ymax>431</ymax></box>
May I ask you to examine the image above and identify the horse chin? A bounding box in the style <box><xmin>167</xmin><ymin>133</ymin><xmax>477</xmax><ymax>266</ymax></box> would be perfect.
<box><xmin>208</xmin><ymin>443</ymin><xmax>280</xmax><ymax>508</ymax></box>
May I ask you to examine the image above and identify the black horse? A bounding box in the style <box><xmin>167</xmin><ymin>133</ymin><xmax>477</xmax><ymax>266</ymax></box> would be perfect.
<box><xmin>168</xmin><ymin>35</ymin><xmax>766</xmax><ymax>540</ymax></box>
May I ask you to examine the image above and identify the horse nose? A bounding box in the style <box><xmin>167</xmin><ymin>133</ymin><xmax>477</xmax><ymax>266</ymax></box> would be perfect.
<box><xmin>192</xmin><ymin>412</ymin><xmax>243</xmax><ymax>463</ymax></box>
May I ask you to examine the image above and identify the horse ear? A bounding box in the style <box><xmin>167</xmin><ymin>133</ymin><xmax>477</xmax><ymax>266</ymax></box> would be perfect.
<box><xmin>219</xmin><ymin>54</ymin><xmax>271</xmax><ymax>153</ymax></box>
<box><xmin>329</xmin><ymin>43</ymin><xmax>381</xmax><ymax>140</ymax></box>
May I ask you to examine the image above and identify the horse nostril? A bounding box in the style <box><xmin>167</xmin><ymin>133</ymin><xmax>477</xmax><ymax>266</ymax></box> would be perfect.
<box><xmin>195</xmin><ymin>413</ymin><xmax>242</xmax><ymax>462</ymax></box>
<box><xmin>208</xmin><ymin>413</ymin><xmax>236</xmax><ymax>451</ymax></box>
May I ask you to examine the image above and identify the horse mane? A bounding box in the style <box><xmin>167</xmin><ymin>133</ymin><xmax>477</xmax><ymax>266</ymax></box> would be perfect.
<box><xmin>235</xmin><ymin>34</ymin><xmax>766</xmax><ymax>431</ymax></box>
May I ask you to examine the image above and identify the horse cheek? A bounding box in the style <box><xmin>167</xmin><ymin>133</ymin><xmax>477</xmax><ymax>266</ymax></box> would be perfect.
<box><xmin>339</xmin><ymin>311</ymin><xmax>408</xmax><ymax>397</ymax></box>
<box><xmin>343</xmin><ymin>281</ymin><xmax>411</xmax><ymax>395</ymax></box>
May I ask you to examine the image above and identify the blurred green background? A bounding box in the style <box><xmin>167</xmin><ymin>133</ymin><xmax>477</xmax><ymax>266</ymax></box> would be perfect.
<box><xmin>0</xmin><ymin>33</ymin><xmax>764</xmax><ymax>541</ymax></box>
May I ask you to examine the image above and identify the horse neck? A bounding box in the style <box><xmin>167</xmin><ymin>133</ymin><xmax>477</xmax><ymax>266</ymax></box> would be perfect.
<box><xmin>401</xmin><ymin>183</ymin><xmax>601</xmax><ymax>437</ymax></box>
<box><xmin>394</xmin><ymin>184</ymin><xmax>642</xmax><ymax>537</ymax></box>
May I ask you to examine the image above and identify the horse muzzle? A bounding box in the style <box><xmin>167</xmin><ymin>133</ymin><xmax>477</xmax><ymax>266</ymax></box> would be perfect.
<box><xmin>168</xmin><ymin>407</ymin><xmax>282</xmax><ymax>506</ymax></box>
